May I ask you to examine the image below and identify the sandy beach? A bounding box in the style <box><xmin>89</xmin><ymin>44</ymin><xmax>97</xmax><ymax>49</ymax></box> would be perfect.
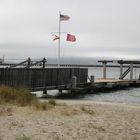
<box><xmin>0</xmin><ymin>100</ymin><xmax>140</xmax><ymax>140</ymax></box>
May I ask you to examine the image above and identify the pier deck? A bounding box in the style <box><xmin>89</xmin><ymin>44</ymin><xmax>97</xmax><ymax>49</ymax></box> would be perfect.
<box><xmin>82</xmin><ymin>79</ymin><xmax>140</xmax><ymax>94</ymax></box>
<box><xmin>0</xmin><ymin>58</ymin><xmax>140</xmax><ymax>94</ymax></box>
<box><xmin>95</xmin><ymin>79</ymin><xmax>139</xmax><ymax>84</ymax></box>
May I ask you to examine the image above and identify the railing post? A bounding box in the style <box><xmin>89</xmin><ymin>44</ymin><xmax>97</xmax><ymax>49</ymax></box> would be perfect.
<box><xmin>27</xmin><ymin>57</ymin><xmax>31</xmax><ymax>68</ymax></box>
<box><xmin>130</xmin><ymin>63</ymin><xmax>133</xmax><ymax>81</ymax></box>
<box><xmin>139</xmin><ymin>74</ymin><xmax>140</xmax><ymax>80</ymax></box>
<box><xmin>90</xmin><ymin>75</ymin><xmax>95</xmax><ymax>86</ymax></box>
<box><xmin>120</xmin><ymin>64</ymin><xmax>123</xmax><ymax>79</ymax></box>
<box><xmin>71</xmin><ymin>76</ymin><xmax>77</xmax><ymax>89</ymax></box>
<box><xmin>43</xmin><ymin>58</ymin><xmax>46</xmax><ymax>68</ymax></box>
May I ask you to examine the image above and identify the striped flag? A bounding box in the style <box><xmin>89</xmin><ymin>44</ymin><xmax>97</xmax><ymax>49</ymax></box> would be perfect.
<box><xmin>66</xmin><ymin>34</ymin><xmax>76</xmax><ymax>42</ymax></box>
<box><xmin>60</xmin><ymin>14</ymin><xmax>70</xmax><ymax>21</ymax></box>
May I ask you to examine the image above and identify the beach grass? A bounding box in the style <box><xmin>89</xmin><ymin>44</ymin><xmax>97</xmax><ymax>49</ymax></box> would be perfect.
<box><xmin>0</xmin><ymin>85</ymin><xmax>57</xmax><ymax>111</ymax></box>
<box><xmin>0</xmin><ymin>85</ymin><xmax>35</xmax><ymax>106</ymax></box>
<box><xmin>81</xmin><ymin>106</ymin><xmax>95</xmax><ymax>115</ymax></box>
<box><xmin>31</xmin><ymin>99</ymin><xmax>56</xmax><ymax>111</ymax></box>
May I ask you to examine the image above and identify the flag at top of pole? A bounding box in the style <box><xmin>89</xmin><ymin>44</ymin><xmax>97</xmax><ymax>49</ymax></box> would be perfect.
<box><xmin>60</xmin><ymin>14</ymin><xmax>70</xmax><ymax>21</ymax></box>
<box><xmin>57</xmin><ymin>12</ymin><xmax>70</xmax><ymax>67</ymax></box>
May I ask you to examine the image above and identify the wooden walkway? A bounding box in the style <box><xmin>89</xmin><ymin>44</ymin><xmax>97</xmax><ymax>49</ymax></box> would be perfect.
<box><xmin>83</xmin><ymin>78</ymin><xmax>140</xmax><ymax>93</ymax></box>
<box><xmin>94</xmin><ymin>79</ymin><xmax>140</xmax><ymax>88</ymax></box>
<box><xmin>95</xmin><ymin>79</ymin><xmax>138</xmax><ymax>83</ymax></box>
<box><xmin>0</xmin><ymin>58</ymin><xmax>140</xmax><ymax>94</ymax></box>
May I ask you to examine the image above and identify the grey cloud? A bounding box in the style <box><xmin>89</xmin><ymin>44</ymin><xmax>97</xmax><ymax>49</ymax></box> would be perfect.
<box><xmin>0</xmin><ymin>0</ymin><xmax>140</xmax><ymax>60</ymax></box>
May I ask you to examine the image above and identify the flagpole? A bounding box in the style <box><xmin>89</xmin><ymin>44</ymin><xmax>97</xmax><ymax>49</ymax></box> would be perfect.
<box><xmin>58</xmin><ymin>11</ymin><xmax>61</xmax><ymax>67</ymax></box>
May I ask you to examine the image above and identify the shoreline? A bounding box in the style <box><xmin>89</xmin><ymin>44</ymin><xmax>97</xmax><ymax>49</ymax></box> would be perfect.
<box><xmin>40</xmin><ymin>98</ymin><xmax>140</xmax><ymax>106</ymax></box>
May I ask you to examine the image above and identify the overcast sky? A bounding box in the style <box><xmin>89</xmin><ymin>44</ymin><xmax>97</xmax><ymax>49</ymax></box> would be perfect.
<box><xmin>0</xmin><ymin>0</ymin><xmax>140</xmax><ymax>60</ymax></box>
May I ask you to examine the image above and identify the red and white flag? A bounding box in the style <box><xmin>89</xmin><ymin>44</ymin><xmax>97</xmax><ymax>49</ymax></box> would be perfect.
<box><xmin>66</xmin><ymin>34</ymin><xmax>76</xmax><ymax>42</ymax></box>
<box><xmin>52</xmin><ymin>34</ymin><xmax>60</xmax><ymax>41</ymax></box>
<box><xmin>60</xmin><ymin>14</ymin><xmax>70</xmax><ymax>21</ymax></box>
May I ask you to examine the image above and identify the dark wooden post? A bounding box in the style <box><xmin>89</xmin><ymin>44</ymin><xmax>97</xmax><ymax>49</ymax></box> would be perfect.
<box><xmin>43</xmin><ymin>89</ymin><xmax>47</xmax><ymax>94</ymax></box>
<box><xmin>43</xmin><ymin>58</ymin><xmax>46</xmax><ymax>68</ymax></box>
<box><xmin>139</xmin><ymin>75</ymin><xmax>140</xmax><ymax>80</ymax></box>
<box><xmin>90</xmin><ymin>75</ymin><xmax>95</xmax><ymax>86</ymax></box>
<box><xmin>120</xmin><ymin>63</ymin><xmax>123</xmax><ymax>79</ymax></box>
<box><xmin>27</xmin><ymin>57</ymin><xmax>31</xmax><ymax>68</ymax></box>
<box><xmin>130</xmin><ymin>63</ymin><xmax>133</xmax><ymax>81</ymax></box>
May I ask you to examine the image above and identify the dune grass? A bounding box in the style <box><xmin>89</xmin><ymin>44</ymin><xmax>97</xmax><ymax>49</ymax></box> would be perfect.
<box><xmin>0</xmin><ymin>85</ymin><xmax>35</xmax><ymax>106</ymax></box>
<box><xmin>81</xmin><ymin>106</ymin><xmax>95</xmax><ymax>115</ymax></box>
<box><xmin>0</xmin><ymin>85</ymin><xmax>56</xmax><ymax>111</ymax></box>
<box><xmin>31</xmin><ymin>99</ymin><xmax>56</xmax><ymax>111</ymax></box>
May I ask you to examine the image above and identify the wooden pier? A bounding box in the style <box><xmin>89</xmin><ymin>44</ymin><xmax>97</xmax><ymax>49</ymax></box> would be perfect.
<box><xmin>0</xmin><ymin>58</ymin><xmax>140</xmax><ymax>95</ymax></box>
<box><xmin>0</xmin><ymin>67</ymin><xmax>88</xmax><ymax>91</ymax></box>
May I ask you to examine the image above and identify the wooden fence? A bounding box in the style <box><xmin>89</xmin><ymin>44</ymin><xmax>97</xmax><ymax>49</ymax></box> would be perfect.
<box><xmin>0</xmin><ymin>68</ymin><xmax>88</xmax><ymax>90</ymax></box>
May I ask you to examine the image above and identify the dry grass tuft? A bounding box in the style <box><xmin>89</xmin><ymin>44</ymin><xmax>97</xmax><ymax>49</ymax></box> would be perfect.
<box><xmin>15</xmin><ymin>134</ymin><xmax>31</xmax><ymax>140</ymax></box>
<box><xmin>0</xmin><ymin>86</ymin><xmax>63</xmax><ymax>112</ymax></box>
<box><xmin>88</xmin><ymin>123</ymin><xmax>106</xmax><ymax>131</ymax></box>
<box><xmin>0</xmin><ymin>105</ymin><xmax>12</xmax><ymax>116</ymax></box>
<box><xmin>16</xmin><ymin>87</ymin><xmax>36</xmax><ymax>106</ymax></box>
<box><xmin>0</xmin><ymin>86</ymin><xmax>36</xmax><ymax>106</ymax></box>
<box><xmin>57</xmin><ymin>105</ymin><xmax>79</xmax><ymax>116</ymax></box>
<box><xmin>48</xmin><ymin>99</ymin><xmax>56</xmax><ymax>106</ymax></box>
<box><xmin>81</xmin><ymin>106</ymin><xmax>95</xmax><ymax>115</ymax></box>
<box><xmin>31</xmin><ymin>100</ymin><xmax>55</xmax><ymax>111</ymax></box>
<box><xmin>0</xmin><ymin>85</ymin><xmax>16</xmax><ymax>103</ymax></box>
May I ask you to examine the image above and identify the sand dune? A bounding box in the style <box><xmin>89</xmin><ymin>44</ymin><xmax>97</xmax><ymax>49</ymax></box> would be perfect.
<box><xmin>0</xmin><ymin>100</ymin><xmax>140</xmax><ymax>140</ymax></box>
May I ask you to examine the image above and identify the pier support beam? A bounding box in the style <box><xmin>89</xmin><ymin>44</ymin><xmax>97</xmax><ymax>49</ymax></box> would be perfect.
<box><xmin>130</xmin><ymin>63</ymin><xmax>133</xmax><ymax>81</ymax></box>
<box><xmin>120</xmin><ymin>64</ymin><xmax>123</xmax><ymax>79</ymax></box>
<box><xmin>43</xmin><ymin>89</ymin><xmax>47</xmax><ymax>94</ymax></box>
<box><xmin>139</xmin><ymin>75</ymin><xmax>140</xmax><ymax>80</ymax></box>
<box><xmin>90</xmin><ymin>75</ymin><xmax>95</xmax><ymax>86</ymax></box>
<box><xmin>103</xmin><ymin>62</ymin><xmax>107</xmax><ymax>79</ymax></box>
<box><xmin>71</xmin><ymin>76</ymin><xmax>77</xmax><ymax>89</ymax></box>
<box><xmin>98</xmin><ymin>60</ymin><xmax>113</xmax><ymax>79</ymax></box>
<box><xmin>59</xmin><ymin>89</ymin><xmax>63</xmax><ymax>93</ymax></box>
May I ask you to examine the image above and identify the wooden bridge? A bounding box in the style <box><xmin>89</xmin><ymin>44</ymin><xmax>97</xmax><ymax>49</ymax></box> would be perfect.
<box><xmin>0</xmin><ymin>58</ymin><xmax>140</xmax><ymax>95</ymax></box>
